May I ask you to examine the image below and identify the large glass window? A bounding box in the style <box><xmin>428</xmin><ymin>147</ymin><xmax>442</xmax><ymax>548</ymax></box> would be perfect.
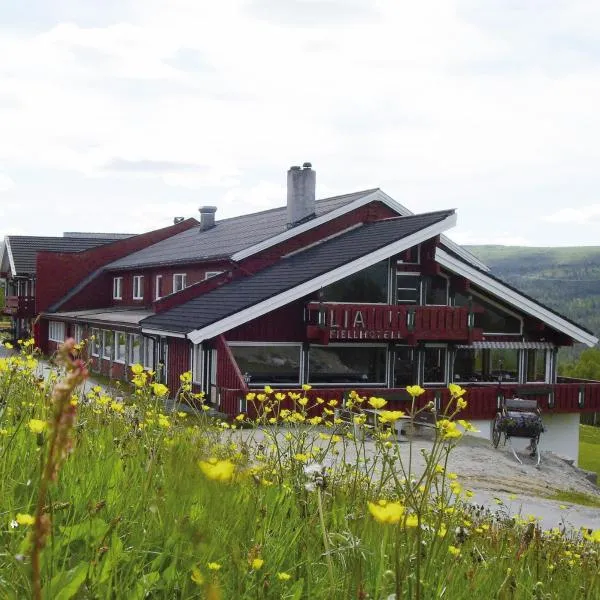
<box><xmin>230</xmin><ymin>344</ymin><xmax>302</xmax><ymax>385</ymax></box>
<box><xmin>453</xmin><ymin>348</ymin><xmax>485</xmax><ymax>383</ymax></box>
<box><xmin>423</xmin><ymin>275</ymin><xmax>448</xmax><ymax>306</ymax></box>
<box><xmin>394</xmin><ymin>346</ymin><xmax>417</xmax><ymax>387</ymax></box>
<box><xmin>102</xmin><ymin>330</ymin><xmax>113</xmax><ymax>360</ymax></box>
<box><xmin>526</xmin><ymin>349</ymin><xmax>547</xmax><ymax>383</ymax></box>
<box><xmin>489</xmin><ymin>348</ymin><xmax>519</xmax><ymax>382</ymax></box>
<box><xmin>90</xmin><ymin>328</ymin><xmax>100</xmax><ymax>357</ymax></box>
<box><xmin>114</xmin><ymin>332</ymin><xmax>127</xmax><ymax>363</ymax></box>
<box><xmin>320</xmin><ymin>261</ymin><xmax>389</xmax><ymax>303</ymax></box>
<box><xmin>129</xmin><ymin>334</ymin><xmax>142</xmax><ymax>364</ymax></box>
<box><xmin>309</xmin><ymin>345</ymin><xmax>387</xmax><ymax>385</ymax></box>
<box><xmin>455</xmin><ymin>293</ymin><xmax>521</xmax><ymax>334</ymax></box>
<box><xmin>143</xmin><ymin>338</ymin><xmax>155</xmax><ymax>370</ymax></box>
<box><xmin>396</xmin><ymin>273</ymin><xmax>420</xmax><ymax>304</ymax></box>
<box><xmin>423</xmin><ymin>346</ymin><xmax>447</xmax><ymax>384</ymax></box>
<box><xmin>48</xmin><ymin>321</ymin><xmax>65</xmax><ymax>343</ymax></box>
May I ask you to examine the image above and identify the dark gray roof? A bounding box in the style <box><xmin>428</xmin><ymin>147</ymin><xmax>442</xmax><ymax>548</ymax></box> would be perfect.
<box><xmin>6</xmin><ymin>235</ymin><xmax>131</xmax><ymax>275</ymax></box>
<box><xmin>107</xmin><ymin>189</ymin><xmax>379</xmax><ymax>271</ymax></box>
<box><xmin>141</xmin><ymin>210</ymin><xmax>454</xmax><ymax>335</ymax></box>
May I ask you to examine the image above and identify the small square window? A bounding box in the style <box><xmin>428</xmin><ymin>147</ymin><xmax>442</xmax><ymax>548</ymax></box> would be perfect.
<box><xmin>173</xmin><ymin>273</ymin><xmax>187</xmax><ymax>292</ymax></box>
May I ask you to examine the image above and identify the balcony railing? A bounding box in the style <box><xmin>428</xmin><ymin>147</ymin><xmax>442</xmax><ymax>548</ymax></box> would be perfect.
<box><xmin>216</xmin><ymin>382</ymin><xmax>600</xmax><ymax>420</ymax></box>
<box><xmin>2</xmin><ymin>296</ymin><xmax>36</xmax><ymax>318</ymax></box>
<box><xmin>305</xmin><ymin>302</ymin><xmax>483</xmax><ymax>344</ymax></box>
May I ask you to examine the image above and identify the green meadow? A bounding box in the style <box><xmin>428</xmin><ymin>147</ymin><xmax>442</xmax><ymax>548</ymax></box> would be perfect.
<box><xmin>1</xmin><ymin>341</ymin><xmax>599</xmax><ymax>599</ymax></box>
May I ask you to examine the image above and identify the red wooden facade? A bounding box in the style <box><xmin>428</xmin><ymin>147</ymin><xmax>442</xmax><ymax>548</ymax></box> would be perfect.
<box><xmin>2</xmin><ymin>295</ymin><xmax>36</xmax><ymax>318</ymax></box>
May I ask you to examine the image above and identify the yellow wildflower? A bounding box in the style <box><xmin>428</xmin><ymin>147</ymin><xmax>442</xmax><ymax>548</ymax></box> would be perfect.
<box><xmin>405</xmin><ymin>514</ymin><xmax>419</xmax><ymax>528</ymax></box>
<box><xmin>110</xmin><ymin>401</ymin><xmax>124</xmax><ymax>413</ymax></box>
<box><xmin>293</xmin><ymin>453</ymin><xmax>309</xmax><ymax>463</ymax></box>
<box><xmin>27</xmin><ymin>419</ymin><xmax>47</xmax><ymax>434</ymax></box>
<box><xmin>302</xmin><ymin>384</ymin><xmax>312</xmax><ymax>391</ymax></box>
<box><xmin>191</xmin><ymin>567</ymin><xmax>204</xmax><ymax>585</ymax></box>
<box><xmin>251</xmin><ymin>558</ymin><xmax>264</xmax><ymax>570</ymax></box>
<box><xmin>367</xmin><ymin>501</ymin><xmax>405</xmax><ymax>524</ymax></box>
<box><xmin>457</xmin><ymin>419</ymin><xmax>479</xmax><ymax>432</ymax></box>
<box><xmin>448</xmin><ymin>383</ymin><xmax>466</xmax><ymax>397</ymax></box>
<box><xmin>368</xmin><ymin>396</ymin><xmax>387</xmax><ymax>410</ymax></box>
<box><xmin>16</xmin><ymin>513</ymin><xmax>35</xmax><ymax>526</ymax></box>
<box><xmin>277</xmin><ymin>572</ymin><xmax>292</xmax><ymax>581</ymax></box>
<box><xmin>152</xmin><ymin>383</ymin><xmax>169</xmax><ymax>397</ymax></box>
<box><xmin>406</xmin><ymin>385</ymin><xmax>425</xmax><ymax>397</ymax></box>
<box><xmin>235</xmin><ymin>414</ymin><xmax>245</xmax><ymax>421</ymax></box>
<box><xmin>131</xmin><ymin>363</ymin><xmax>144</xmax><ymax>375</ymax></box>
<box><xmin>207</xmin><ymin>562</ymin><xmax>221</xmax><ymax>571</ymax></box>
<box><xmin>263</xmin><ymin>385</ymin><xmax>273</xmax><ymax>394</ymax></box>
<box><xmin>378</xmin><ymin>410</ymin><xmax>405</xmax><ymax>423</ymax></box>
<box><xmin>298</xmin><ymin>397</ymin><xmax>309</xmax><ymax>407</ymax></box>
<box><xmin>198</xmin><ymin>458</ymin><xmax>235</xmax><ymax>482</ymax></box>
<box><xmin>448</xmin><ymin>545</ymin><xmax>461</xmax><ymax>557</ymax></box>
<box><xmin>246</xmin><ymin>392</ymin><xmax>256</xmax><ymax>401</ymax></box>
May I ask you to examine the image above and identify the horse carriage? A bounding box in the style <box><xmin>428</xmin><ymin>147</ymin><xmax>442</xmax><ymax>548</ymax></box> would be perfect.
<box><xmin>491</xmin><ymin>397</ymin><xmax>545</xmax><ymax>466</ymax></box>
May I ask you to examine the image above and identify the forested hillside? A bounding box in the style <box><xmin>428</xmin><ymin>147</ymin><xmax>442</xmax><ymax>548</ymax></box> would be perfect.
<box><xmin>465</xmin><ymin>246</ymin><xmax>600</xmax><ymax>353</ymax></box>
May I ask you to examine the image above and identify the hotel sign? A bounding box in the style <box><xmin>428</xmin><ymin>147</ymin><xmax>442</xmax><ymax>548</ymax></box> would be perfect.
<box><xmin>305</xmin><ymin>302</ymin><xmax>479</xmax><ymax>344</ymax></box>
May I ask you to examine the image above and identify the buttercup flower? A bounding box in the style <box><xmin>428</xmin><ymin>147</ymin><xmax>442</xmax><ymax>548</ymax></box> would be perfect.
<box><xmin>406</xmin><ymin>385</ymin><xmax>425</xmax><ymax>397</ymax></box>
<box><xmin>27</xmin><ymin>419</ymin><xmax>47</xmax><ymax>434</ymax></box>
<box><xmin>16</xmin><ymin>513</ymin><xmax>35</xmax><ymax>526</ymax></box>
<box><xmin>251</xmin><ymin>558</ymin><xmax>264</xmax><ymax>570</ymax></box>
<box><xmin>367</xmin><ymin>501</ymin><xmax>405</xmax><ymax>524</ymax></box>
<box><xmin>207</xmin><ymin>562</ymin><xmax>221</xmax><ymax>571</ymax></box>
<box><xmin>277</xmin><ymin>572</ymin><xmax>292</xmax><ymax>581</ymax></box>
<box><xmin>198</xmin><ymin>458</ymin><xmax>235</xmax><ymax>482</ymax></box>
<box><xmin>368</xmin><ymin>396</ymin><xmax>387</xmax><ymax>410</ymax></box>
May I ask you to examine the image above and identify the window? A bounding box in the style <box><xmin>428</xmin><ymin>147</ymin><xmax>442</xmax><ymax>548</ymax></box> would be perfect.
<box><xmin>115</xmin><ymin>332</ymin><xmax>127</xmax><ymax>363</ymax></box>
<box><xmin>453</xmin><ymin>348</ymin><xmax>485</xmax><ymax>383</ymax></box>
<box><xmin>526</xmin><ymin>349</ymin><xmax>547</xmax><ymax>383</ymax></box>
<box><xmin>48</xmin><ymin>321</ymin><xmax>65</xmax><ymax>343</ymax></box>
<box><xmin>455</xmin><ymin>293</ymin><xmax>521</xmax><ymax>335</ymax></box>
<box><xmin>73</xmin><ymin>324</ymin><xmax>84</xmax><ymax>344</ymax></box>
<box><xmin>129</xmin><ymin>334</ymin><xmax>141</xmax><ymax>364</ymax></box>
<box><xmin>423</xmin><ymin>275</ymin><xmax>448</xmax><ymax>306</ymax></box>
<box><xmin>397</xmin><ymin>245</ymin><xmax>420</xmax><ymax>265</ymax></box>
<box><xmin>173</xmin><ymin>274</ymin><xmax>187</xmax><ymax>293</ymax></box>
<box><xmin>102</xmin><ymin>330</ymin><xmax>113</xmax><ymax>360</ymax></box>
<box><xmin>423</xmin><ymin>346</ymin><xmax>447</xmax><ymax>385</ymax></box>
<box><xmin>133</xmin><ymin>275</ymin><xmax>144</xmax><ymax>300</ymax></box>
<box><xmin>113</xmin><ymin>277</ymin><xmax>123</xmax><ymax>300</ymax></box>
<box><xmin>452</xmin><ymin>348</ymin><xmax>521</xmax><ymax>383</ymax></box>
<box><xmin>90</xmin><ymin>328</ymin><xmax>100</xmax><ymax>356</ymax></box>
<box><xmin>205</xmin><ymin>271</ymin><xmax>223</xmax><ymax>280</ymax></box>
<box><xmin>143</xmin><ymin>337</ymin><xmax>155</xmax><ymax>370</ymax></box>
<box><xmin>489</xmin><ymin>348</ymin><xmax>519</xmax><ymax>382</ymax></box>
<box><xmin>320</xmin><ymin>261</ymin><xmax>389</xmax><ymax>303</ymax></box>
<box><xmin>394</xmin><ymin>346</ymin><xmax>417</xmax><ymax>387</ymax></box>
<box><xmin>193</xmin><ymin>345</ymin><xmax>204</xmax><ymax>384</ymax></box>
<box><xmin>230</xmin><ymin>344</ymin><xmax>302</xmax><ymax>385</ymax></box>
<box><xmin>308</xmin><ymin>345</ymin><xmax>387</xmax><ymax>385</ymax></box>
<box><xmin>155</xmin><ymin>275</ymin><xmax>163</xmax><ymax>300</ymax></box>
<box><xmin>396</xmin><ymin>273</ymin><xmax>420</xmax><ymax>304</ymax></box>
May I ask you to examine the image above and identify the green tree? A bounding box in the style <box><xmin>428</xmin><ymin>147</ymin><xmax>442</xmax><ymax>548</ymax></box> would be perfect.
<box><xmin>560</xmin><ymin>348</ymin><xmax>600</xmax><ymax>381</ymax></box>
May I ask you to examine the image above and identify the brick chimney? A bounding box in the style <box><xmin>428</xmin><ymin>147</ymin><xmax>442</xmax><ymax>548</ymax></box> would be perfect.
<box><xmin>199</xmin><ymin>206</ymin><xmax>217</xmax><ymax>231</ymax></box>
<box><xmin>287</xmin><ymin>162</ymin><xmax>316</xmax><ymax>228</ymax></box>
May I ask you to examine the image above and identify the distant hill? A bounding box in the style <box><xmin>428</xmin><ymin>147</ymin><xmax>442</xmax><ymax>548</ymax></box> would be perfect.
<box><xmin>465</xmin><ymin>246</ymin><xmax>600</xmax><ymax>349</ymax></box>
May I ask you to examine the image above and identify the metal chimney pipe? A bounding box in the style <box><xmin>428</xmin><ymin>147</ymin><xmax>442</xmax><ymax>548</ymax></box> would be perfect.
<box><xmin>286</xmin><ymin>162</ymin><xmax>316</xmax><ymax>228</ymax></box>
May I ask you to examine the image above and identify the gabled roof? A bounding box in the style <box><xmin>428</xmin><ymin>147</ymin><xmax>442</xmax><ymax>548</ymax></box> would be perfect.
<box><xmin>2</xmin><ymin>235</ymin><xmax>132</xmax><ymax>276</ymax></box>
<box><xmin>140</xmin><ymin>210</ymin><xmax>457</xmax><ymax>341</ymax></box>
<box><xmin>106</xmin><ymin>189</ymin><xmax>488</xmax><ymax>273</ymax></box>
<box><xmin>435</xmin><ymin>247</ymin><xmax>599</xmax><ymax>347</ymax></box>
<box><xmin>106</xmin><ymin>189</ymin><xmax>378</xmax><ymax>270</ymax></box>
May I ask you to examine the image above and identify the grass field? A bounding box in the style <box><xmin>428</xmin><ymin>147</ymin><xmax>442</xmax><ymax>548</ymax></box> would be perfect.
<box><xmin>1</xmin><ymin>341</ymin><xmax>600</xmax><ymax>599</ymax></box>
<box><xmin>580</xmin><ymin>424</ymin><xmax>600</xmax><ymax>480</ymax></box>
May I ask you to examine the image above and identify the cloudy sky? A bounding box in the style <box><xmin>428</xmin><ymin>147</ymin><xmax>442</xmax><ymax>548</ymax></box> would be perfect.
<box><xmin>1</xmin><ymin>0</ymin><xmax>600</xmax><ymax>246</ymax></box>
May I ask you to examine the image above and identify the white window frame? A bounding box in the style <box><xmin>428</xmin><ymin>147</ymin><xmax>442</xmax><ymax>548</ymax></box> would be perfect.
<box><xmin>113</xmin><ymin>277</ymin><xmax>123</xmax><ymax>300</ymax></box>
<box><xmin>102</xmin><ymin>330</ymin><xmax>114</xmax><ymax>360</ymax></box>
<box><xmin>129</xmin><ymin>333</ymin><xmax>142</xmax><ymax>365</ymax></box>
<box><xmin>143</xmin><ymin>337</ymin><xmax>155</xmax><ymax>370</ymax></box>
<box><xmin>155</xmin><ymin>275</ymin><xmax>163</xmax><ymax>300</ymax></box>
<box><xmin>204</xmin><ymin>271</ymin><xmax>223</xmax><ymax>280</ymax></box>
<box><xmin>192</xmin><ymin>344</ymin><xmax>204</xmax><ymax>385</ymax></box>
<box><xmin>48</xmin><ymin>321</ymin><xmax>65</xmax><ymax>343</ymax></box>
<box><xmin>133</xmin><ymin>275</ymin><xmax>144</xmax><ymax>300</ymax></box>
<box><xmin>396</xmin><ymin>272</ymin><xmax>421</xmax><ymax>305</ymax></box>
<box><xmin>114</xmin><ymin>331</ymin><xmax>127</xmax><ymax>364</ymax></box>
<box><xmin>173</xmin><ymin>273</ymin><xmax>187</xmax><ymax>292</ymax></box>
<box><xmin>73</xmin><ymin>324</ymin><xmax>84</xmax><ymax>343</ymax></box>
<box><xmin>423</xmin><ymin>273</ymin><xmax>450</xmax><ymax>307</ymax></box>
<box><xmin>90</xmin><ymin>328</ymin><xmax>100</xmax><ymax>357</ymax></box>
<box><xmin>306</xmin><ymin>343</ymin><xmax>388</xmax><ymax>387</ymax></box>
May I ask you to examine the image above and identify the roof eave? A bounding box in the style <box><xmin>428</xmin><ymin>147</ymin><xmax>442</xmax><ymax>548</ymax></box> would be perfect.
<box><xmin>435</xmin><ymin>247</ymin><xmax>599</xmax><ymax>347</ymax></box>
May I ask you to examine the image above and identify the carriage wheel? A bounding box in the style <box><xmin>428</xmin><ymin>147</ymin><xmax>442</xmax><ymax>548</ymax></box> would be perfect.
<box><xmin>491</xmin><ymin>413</ymin><xmax>502</xmax><ymax>448</ymax></box>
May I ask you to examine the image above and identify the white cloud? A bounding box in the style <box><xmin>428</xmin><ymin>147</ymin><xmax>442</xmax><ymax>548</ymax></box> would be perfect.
<box><xmin>1</xmin><ymin>1</ymin><xmax>600</xmax><ymax>243</ymax></box>
<box><xmin>0</xmin><ymin>173</ymin><xmax>15</xmax><ymax>192</ymax></box>
<box><xmin>544</xmin><ymin>205</ymin><xmax>600</xmax><ymax>225</ymax></box>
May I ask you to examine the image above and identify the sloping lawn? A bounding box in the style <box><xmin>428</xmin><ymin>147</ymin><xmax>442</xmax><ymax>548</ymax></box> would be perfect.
<box><xmin>580</xmin><ymin>424</ymin><xmax>600</xmax><ymax>479</ymax></box>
